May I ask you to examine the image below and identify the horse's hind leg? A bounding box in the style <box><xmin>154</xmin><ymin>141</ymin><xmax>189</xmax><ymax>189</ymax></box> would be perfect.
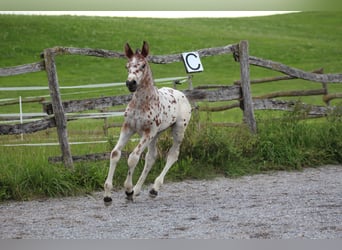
<box><xmin>149</xmin><ymin>124</ymin><xmax>186</xmax><ymax>197</ymax></box>
<box><xmin>133</xmin><ymin>135</ymin><xmax>159</xmax><ymax>197</ymax></box>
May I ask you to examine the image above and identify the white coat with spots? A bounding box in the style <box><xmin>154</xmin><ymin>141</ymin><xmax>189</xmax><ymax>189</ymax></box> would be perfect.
<box><xmin>103</xmin><ymin>41</ymin><xmax>191</xmax><ymax>204</ymax></box>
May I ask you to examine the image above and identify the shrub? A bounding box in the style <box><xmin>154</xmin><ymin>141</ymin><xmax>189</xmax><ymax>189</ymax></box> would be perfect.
<box><xmin>1</xmin><ymin>105</ymin><xmax>341</xmax><ymax>202</ymax></box>
<box><xmin>256</xmin><ymin>103</ymin><xmax>342</xmax><ymax>169</ymax></box>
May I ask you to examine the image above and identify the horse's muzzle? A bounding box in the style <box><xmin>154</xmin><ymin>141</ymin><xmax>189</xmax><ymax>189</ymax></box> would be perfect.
<box><xmin>126</xmin><ymin>80</ymin><xmax>137</xmax><ymax>92</ymax></box>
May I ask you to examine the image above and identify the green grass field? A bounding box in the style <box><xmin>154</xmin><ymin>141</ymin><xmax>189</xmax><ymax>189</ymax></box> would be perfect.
<box><xmin>0</xmin><ymin>12</ymin><xmax>342</xmax><ymax>201</ymax></box>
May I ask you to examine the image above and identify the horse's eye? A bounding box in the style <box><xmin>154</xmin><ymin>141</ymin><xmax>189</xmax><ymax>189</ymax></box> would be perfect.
<box><xmin>140</xmin><ymin>64</ymin><xmax>146</xmax><ymax>70</ymax></box>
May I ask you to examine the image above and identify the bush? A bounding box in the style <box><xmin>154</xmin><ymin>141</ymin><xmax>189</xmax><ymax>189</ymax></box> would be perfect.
<box><xmin>1</xmin><ymin>106</ymin><xmax>341</xmax><ymax>202</ymax></box>
<box><xmin>256</xmin><ymin>103</ymin><xmax>342</xmax><ymax>169</ymax></box>
<box><xmin>156</xmin><ymin>111</ymin><xmax>260</xmax><ymax>179</ymax></box>
<box><xmin>158</xmin><ymin>105</ymin><xmax>342</xmax><ymax>180</ymax></box>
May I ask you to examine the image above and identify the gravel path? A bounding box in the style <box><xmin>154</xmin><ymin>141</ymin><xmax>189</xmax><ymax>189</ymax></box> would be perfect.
<box><xmin>1</xmin><ymin>165</ymin><xmax>341</xmax><ymax>239</ymax></box>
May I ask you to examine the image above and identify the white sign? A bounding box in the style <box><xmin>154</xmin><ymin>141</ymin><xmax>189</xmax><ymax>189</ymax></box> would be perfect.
<box><xmin>182</xmin><ymin>51</ymin><xmax>204</xmax><ymax>73</ymax></box>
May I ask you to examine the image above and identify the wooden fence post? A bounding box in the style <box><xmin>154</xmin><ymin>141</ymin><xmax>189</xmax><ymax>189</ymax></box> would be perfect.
<box><xmin>238</xmin><ymin>40</ymin><xmax>257</xmax><ymax>133</ymax></box>
<box><xmin>44</xmin><ymin>48</ymin><xmax>74</xmax><ymax>169</ymax></box>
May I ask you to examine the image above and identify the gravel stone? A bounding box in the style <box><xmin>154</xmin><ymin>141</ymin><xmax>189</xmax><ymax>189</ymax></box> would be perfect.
<box><xmin>0</xmin><ymin>165</ymin><xmax>341</xmax><ymax>239</ymax></box>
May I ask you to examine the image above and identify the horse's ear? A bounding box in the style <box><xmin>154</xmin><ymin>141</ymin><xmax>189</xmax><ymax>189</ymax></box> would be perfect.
<box><xmin>141</xmin><ymin>41</ymin><xmax>149</xmax><ymax>57</ymax></box>
<box><xmin>125</xmin><ymin>43</ymin><xmax>134</xmax><ymax>58</ymax></box>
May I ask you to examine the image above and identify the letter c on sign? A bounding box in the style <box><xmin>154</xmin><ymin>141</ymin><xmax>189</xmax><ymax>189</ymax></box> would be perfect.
<box><xmin>182</xmin><ymin>52</ymin><xmax>204</xmax><ymax>73</ymax></box>
<box><xmin>186</xmin><ymin>53</ymin><xmax>201</xmax><ymax>71</ymax></box>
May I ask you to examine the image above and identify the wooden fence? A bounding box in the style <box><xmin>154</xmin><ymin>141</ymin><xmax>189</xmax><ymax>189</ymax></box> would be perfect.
<box><xmin>1</xmin><ymin>41</ymin><xmax>342</xmax><ymax>168</ymax></box>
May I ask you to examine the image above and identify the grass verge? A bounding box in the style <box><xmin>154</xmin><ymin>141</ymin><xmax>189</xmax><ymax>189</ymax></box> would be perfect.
<box><xmin>1</xmin><ymin>105</ymin><xmax>341</xmax><ymax>202</ymax></box>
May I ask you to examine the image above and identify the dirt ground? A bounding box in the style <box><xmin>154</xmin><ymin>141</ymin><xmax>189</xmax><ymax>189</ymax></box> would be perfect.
<box><xmin>0</xmin><ymin>165</ymin><xmax>341</xmax><ymax>239</ymax></box>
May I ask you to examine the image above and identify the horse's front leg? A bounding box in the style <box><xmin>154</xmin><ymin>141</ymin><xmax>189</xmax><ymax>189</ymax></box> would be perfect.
<box><xmin>124</xmin><ymin>133</ymin><xmax>154</xmax><ymax>200</ymax></box>
<box><xmin>103</xmin><ymin>125</ymin><xmax>134</xmax><ymax>205</ymax></box>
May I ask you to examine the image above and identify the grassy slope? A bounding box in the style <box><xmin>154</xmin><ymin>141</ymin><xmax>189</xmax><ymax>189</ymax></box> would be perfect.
<box><xmin>0</xmin><ymin>12</ymin><xmax>341</xmax><ymax>200</ymax></box>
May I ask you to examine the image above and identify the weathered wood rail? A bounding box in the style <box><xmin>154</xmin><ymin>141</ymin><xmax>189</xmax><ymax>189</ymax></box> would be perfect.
<box><xmin>248</xmin><ymin>56</ymin><xmax>342</xmax><ymax>83</ymax></box>
<box><xmin>0</xmin><ymin>61</ymin><xmax>45</xmax><ymax>77</ymax></box>
<box><xmin>0</xmin><ymin>44</ymin><xmax>237</xmax><ymax>77</ymax></box>
<box><xmin>48</xmin><ymin>151</ymin><xmax>127</xmax><ymax>164</ymax></box>
<box><xmin>42</xmin><ymin>85</ymin><xmax>241</xmax><ymax>114</ymax></box>
<box><xmin>0</xmin><ymin>97</ymin><xmax>46</xmax><ymax>107</ymax></box>
<box><xmin>0</xmin><ymin>117</ymin><xmax>56</xmax><ymax>135</ymax></box>
<box><xmin>1</xmin><ymin>41</ymin><xmax>342</xmax><ymax>167</ymax></box>
<box><xmin>234</xmin><ymin>68</ymin><xmax>324</xmax><ymax>85</ymax></box>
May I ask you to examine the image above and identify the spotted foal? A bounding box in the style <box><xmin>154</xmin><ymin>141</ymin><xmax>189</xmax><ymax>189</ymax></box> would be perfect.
<box><xmin>103</xmin><ymin>41</ymin><xmax>191</xmax><ymax>204</ymax></box>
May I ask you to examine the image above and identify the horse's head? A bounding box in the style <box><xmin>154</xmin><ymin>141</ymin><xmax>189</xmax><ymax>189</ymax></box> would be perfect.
<box><xmin>124</xmin><ymin>41</ymin><xmax>150</xmax><ymax>93</ymax></box>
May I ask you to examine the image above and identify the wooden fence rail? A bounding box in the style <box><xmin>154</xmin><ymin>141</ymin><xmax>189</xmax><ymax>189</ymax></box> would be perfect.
<box><xmin>0</xmin><ymin>117</ymin><xmax>56</xmax><ymax>135</ymax></box>
<box><xmin>248</xmin><ymin>56</ymin><xmax>342</xmax><ymax>83</ymax></box>
<box><xmin>233</xmin><ymin>68</ymin><xmax>324</xmax><ymax>85</ymax></box>
<box><xmin>42</xmin><ymin>85</ymin><xmax>241</xmax><ymax>114</ymax></box>
<box><xmin>0</xmin><ymin>97</ymin><xmax>46</xmax><ymax>106</ymax></box>
<box><xmin>0</xmin><ymin>61</ymin><xmax>45</xmax><ymax>77</ymax></box>
<box><xmin>37</xmin><ymin>44</ymin><xmax>238</xmax><ymax>63</ymax></box>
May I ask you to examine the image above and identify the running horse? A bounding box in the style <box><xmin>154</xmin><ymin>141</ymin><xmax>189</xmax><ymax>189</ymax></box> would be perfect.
<box><xmin>103</xmin><ymin>41</ymin><xmax>192</xmax><ymax>204</ymax></box>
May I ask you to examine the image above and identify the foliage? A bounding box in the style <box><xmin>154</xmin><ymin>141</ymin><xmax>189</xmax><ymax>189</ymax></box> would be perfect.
<box><xmin>1</xmin><ymin>106</ymin><xmax>341</xmax><ymax>201</ymax></box>
<box><xmin>135</xmin><ymin>106</ymin><xmax>342</xmax><ymax>182</ymax></box>
<box><xmin>0</xmin><ymin>160</ymin><xmax>107</xmax><ymax>201</ymax></box>
<box><xmin>256</xmin><ymin>104</ymin><xmax>342</xmax><ymax>169</ymax></box>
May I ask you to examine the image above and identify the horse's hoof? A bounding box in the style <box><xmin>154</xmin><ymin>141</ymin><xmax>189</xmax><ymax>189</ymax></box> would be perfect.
<box><xmin>149</xmin><ymin>189</ymin><xmax>158</xmax><ymax>198</ymax></box>
<box><xmin>103</xmin><ymin>196</ymin><xmax>112</xmax><ymax>206</ymax></box>
<box><xmin>125</xmin><ymin>190</ymin><xmax>134</xmax><ymax>201</ymax></box>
